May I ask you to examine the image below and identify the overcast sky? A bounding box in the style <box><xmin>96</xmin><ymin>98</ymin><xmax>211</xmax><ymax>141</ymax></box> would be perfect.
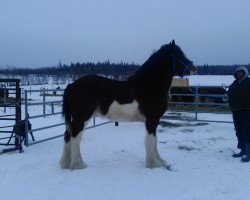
<box><xmin>0</xmin><ymin>0</ymin><xmax>250</xmax><ymax>68</ymax></box>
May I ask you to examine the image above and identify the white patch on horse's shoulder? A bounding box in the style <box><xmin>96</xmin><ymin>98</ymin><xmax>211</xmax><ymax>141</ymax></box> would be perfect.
<box><xmin>105</xmin><ymin>100</ymin><xmax>146</xmax><ymax>122</ymax></box>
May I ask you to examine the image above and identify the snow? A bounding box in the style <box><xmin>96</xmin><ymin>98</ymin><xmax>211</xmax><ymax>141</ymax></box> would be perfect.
<box><xmin>1</xmin><ymin>75</ymin><xmax>249</xmax><ymax>200</ymax></box>
<box><xmin>188</xmin><ymin>75</ymin><xmax>234</xmax><ymax>86</ymax></box>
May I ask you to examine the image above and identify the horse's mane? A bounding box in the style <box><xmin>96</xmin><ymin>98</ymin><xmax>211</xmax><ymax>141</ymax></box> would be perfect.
<box><xmin>144</xmin><ymin>43</ymin><xmax>185</xmax><ymax>66</ymax></box>
<box><xmin>128</xmin><ymin>44</ymin><xmax>172</xmax><ymax>82</ymax></box>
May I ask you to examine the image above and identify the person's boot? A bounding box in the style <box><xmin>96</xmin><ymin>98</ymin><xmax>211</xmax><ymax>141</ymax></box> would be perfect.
<box><xmin>241</xmin><ymin>143</ymin><xmax>250</xmax><ymax>162</ymax></box>
<box><xmin>232</xmin><ymin>149</ymin><xmax>246</xmax><ymax>158</ymax></box>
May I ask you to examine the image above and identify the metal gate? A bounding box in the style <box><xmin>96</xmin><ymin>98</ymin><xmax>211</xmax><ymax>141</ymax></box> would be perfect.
<box><xmin>0</xmin><ymin>79</ymin><xmax>22</xmax><ymax>154</ymax></box>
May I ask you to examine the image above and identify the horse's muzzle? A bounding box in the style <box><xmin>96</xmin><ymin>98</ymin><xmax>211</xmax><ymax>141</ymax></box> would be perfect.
<box><xmin>188</xmin><ymin>64</ymin><xmax>197</xmax><ymax>75</ymax></box>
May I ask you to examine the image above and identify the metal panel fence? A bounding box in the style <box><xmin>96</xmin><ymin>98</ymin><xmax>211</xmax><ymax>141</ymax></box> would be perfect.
<box><xmin>23</xmin><ymin>86</ymin><xmax>232</xmax><ymax>147</ymax></box>
<box><xmin>167</xmin><ymin>86</ymin><xmax>232</xmax><ymax>124</ymax></box>
<box><xmin>24</xmin><ymin>89</ymin><xmax>111</xmax><ymax>147</ymax></box>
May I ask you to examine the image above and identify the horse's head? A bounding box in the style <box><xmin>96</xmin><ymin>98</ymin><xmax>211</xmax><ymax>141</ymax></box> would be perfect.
<box><xmin>129</xmin><ymin>41</ymin><xmax>196</xmax><ymax>83</ymax></box>
<box><xmin>168</xmin><ymin>40</ymin><xmax>197</xmax><ymax>78</ymax></box>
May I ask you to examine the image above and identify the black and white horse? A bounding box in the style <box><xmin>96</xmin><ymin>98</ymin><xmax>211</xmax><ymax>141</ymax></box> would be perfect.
<box><xmin>59</xmin><ymin>40</ymin><xmax>197</xmax><ymax>170</ymax></box>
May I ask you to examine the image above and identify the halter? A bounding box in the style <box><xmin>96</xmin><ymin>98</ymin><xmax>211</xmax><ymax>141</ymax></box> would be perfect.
<box><xmin>171</xmin><ymin>54</ymin><xmax>193</xmax><ymax>78</ymax></box>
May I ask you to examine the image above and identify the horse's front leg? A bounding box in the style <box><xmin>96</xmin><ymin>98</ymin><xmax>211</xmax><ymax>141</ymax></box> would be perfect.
<box><xmin>145</xmin><ymin>119</ymin><xmax>167</xmax><ymax>168</ymax></box>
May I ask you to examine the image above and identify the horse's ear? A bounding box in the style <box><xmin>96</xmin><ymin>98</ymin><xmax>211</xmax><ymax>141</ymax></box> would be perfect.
<box><xmin>172</xmin><ymin>39</ymin><xmax>175</xmax><ymax>46</ymax></box>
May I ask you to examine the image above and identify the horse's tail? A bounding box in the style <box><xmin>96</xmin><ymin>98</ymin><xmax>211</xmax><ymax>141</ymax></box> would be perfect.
<box><xmin>62</xmin><ymin>84</ymin><xmax>72</xmax><ymax>126</ymax></box>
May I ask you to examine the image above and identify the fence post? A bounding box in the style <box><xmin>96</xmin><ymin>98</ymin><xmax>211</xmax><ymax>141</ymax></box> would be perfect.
<box><xmin>51</xmin><ymin>102</ymin><xmax>54</xmax><ymax>115</ymax></box>
<box><xmin>194</xmin><ymin>87</ymin><xmax>199</xmax><ymax>120</ymax></box>
<box><xmin>25</xmin><ymin>90</ymin><xmax>29</xmax><ymax>147</ymax></box>
<box><xmin>15</xmin><ymin>80</ymin><xmax>22</xmax><ymax>152</ymax></box>
<box><xmin>43</xmin><ymin>88</ymin><xmax>46</xmax><ymax>117</ymax></box>
<box><xmin>3</xmin><ymin>88</ymin><xmax>6</xmax><ymax>113</ymax></box>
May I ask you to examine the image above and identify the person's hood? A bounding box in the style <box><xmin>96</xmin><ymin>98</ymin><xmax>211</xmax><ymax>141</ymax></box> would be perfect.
<box><xmin>233</xmin><ymin>66</ymin><xmax>249</xmax><ymax>80</ymax></box>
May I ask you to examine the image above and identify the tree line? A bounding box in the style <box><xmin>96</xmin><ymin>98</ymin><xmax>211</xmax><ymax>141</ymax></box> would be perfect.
<box><xmin>0</xmin><ymin>61</ymin><xmax>140</xmax><ymax>85</ymax></box>
<box><xmin>197</xmin><ymin>64</ymin><xmax>250</xmax><ymax>75</ymax></box>
<box><xmin>0</xmin><ymin>61</ymin><xmax>140</xmax><ymax>77</ymax></box>
<box><xmin>1</xmin><ymin>61</ymin><xmax>250</xmax><ymax>82</ymax></box>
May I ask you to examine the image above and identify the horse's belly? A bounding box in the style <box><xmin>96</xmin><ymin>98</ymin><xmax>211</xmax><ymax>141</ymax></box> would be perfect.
<box><xmin>105</xmin><ymin>100</ymin><xmax>146</xmax><ymax>122</ymax></box>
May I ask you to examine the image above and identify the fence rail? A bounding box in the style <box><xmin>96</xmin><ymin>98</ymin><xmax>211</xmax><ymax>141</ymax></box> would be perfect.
<box><xmin>167</xmin><ymin>86</ymin><xmax>232</xmax><ymax>123</ymax></box>
<box><xmin>24</xmin><ymin>89</ymin><xmax>112</xmax><ymax>147</ymax></box>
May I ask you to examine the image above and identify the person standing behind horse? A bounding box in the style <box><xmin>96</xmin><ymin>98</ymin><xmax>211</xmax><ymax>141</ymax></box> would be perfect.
<box><xmin>224</xmin><ymin>66</ymin><xmax>250</xmax><ymax>162</ymax></box>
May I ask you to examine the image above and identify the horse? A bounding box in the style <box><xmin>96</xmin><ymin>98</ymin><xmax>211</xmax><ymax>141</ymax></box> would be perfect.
<box><xmin>59</xmin><ymin>40</ymin><xmax>197</xmax><ymax>170</ymax></box>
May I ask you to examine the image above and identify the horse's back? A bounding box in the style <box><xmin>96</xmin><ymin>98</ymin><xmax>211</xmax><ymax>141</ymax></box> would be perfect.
<box><xmin>64</xmin><ymin>74</ymin><xmax>136</xmax><ymax>119</ymax></box>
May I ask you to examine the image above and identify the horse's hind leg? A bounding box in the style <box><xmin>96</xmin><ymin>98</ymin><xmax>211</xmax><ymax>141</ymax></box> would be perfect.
<box><xmin>59</xmin><ymin>125</ymin><xmax>72</xmax><ymax>169</ymax></box>
<box><xmin>69</xmin><ymin>119</ymin><xmax>88</xmax><ymax>170</ymax></box>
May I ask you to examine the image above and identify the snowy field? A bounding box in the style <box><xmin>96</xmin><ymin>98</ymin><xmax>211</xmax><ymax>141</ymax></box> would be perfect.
<box><xmin>1</xmin><ymin>75</ymin><xmax>249</xmax><ymax>200</ymax></box>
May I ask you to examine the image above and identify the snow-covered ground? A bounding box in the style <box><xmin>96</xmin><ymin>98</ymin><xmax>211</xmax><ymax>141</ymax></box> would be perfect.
<box><xmin>1</xmin><ymin>75</ymin><xmax>249</xmax><ymax>200</ymax></box>
<box><xmin>1</xmin><ymin>115</ymin><xmax>249</xmax><ymax>200</ymax></box>
<box><xmin>188</xmin><ymin>75</ymin><xmax>234</xmax><ymax>86</ymax></box>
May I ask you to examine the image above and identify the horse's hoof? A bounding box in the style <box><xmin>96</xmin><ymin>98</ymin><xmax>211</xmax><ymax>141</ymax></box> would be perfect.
<box><xmin>60</xmin><ymin>162</ymin><xmax>70</xmax><ymax>169</ymax></box>
<box><xmin>146</xmin><ymin>159</ymin><xmax>163</xmax><ymax>169</ymax></box>
<box><xmin>59</xmin><ymin>158</ymin><xmax>71</xmax><ymax>169</ymax></box>
<box><xmin>69</xmin><ymin>161</ymin><xmax>88</xmax><ymax>170</ymax></box>
<box><xmin>159</xmin><ymin>158</ymin><xmax>167</xmax><ymax>165</ymax></box>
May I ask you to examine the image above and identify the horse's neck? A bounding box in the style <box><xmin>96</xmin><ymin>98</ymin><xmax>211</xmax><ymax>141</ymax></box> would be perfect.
<box><xmin>128</xmin><ymin>62</ymin><xmax>173</xmax><ymax>96</ymax></box>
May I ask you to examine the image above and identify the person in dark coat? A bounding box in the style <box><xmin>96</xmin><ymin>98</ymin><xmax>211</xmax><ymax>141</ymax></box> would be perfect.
<box><xmin>224</xmin><ymin>66</ymin><xmax>250</xmax><ymax>162</ymax></box>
